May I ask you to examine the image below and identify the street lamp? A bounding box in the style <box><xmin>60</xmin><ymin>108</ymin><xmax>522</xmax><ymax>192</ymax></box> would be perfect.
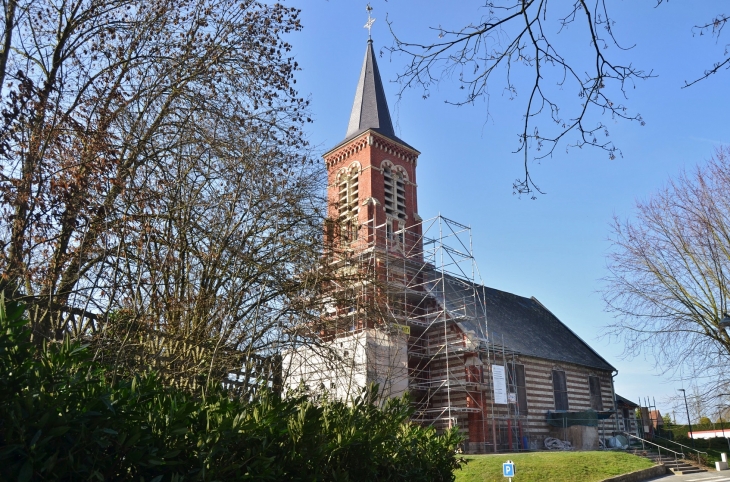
<box><xmin>679</xmin><ymin>388</ymin><xmax>695</xmax><ymax>448</ymax></box>
<box><xmin>717</xmin><ymin>394</ymin><xmax>730</xmax><ymax>452</ymax></box>
<box><xmin>719</xmin><ymin>405</ymin><xmax>730</xmax><ymax>452</ymax></box>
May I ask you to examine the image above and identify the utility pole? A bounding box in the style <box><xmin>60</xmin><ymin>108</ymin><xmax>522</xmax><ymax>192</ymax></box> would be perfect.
<box><xmin>678</xmin><ymin>389</ymin><xmax>695</xmax><ymax>448</ymax></box>
<box><xmin>719</xmin><ymin>405</ymin><xmax>730</xmax><ymax>452</ymax></box>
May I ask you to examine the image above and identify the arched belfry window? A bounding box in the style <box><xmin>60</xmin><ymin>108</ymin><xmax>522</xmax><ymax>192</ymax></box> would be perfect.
<box><xmin>338</xmin><ymin>164</ymin><xmax>359</xmax><ymax>242</ymax></box>
<box><xmin>382</xmin><ymin>163</ymin><xmax>407</xmax><ymax>220</ymax></box>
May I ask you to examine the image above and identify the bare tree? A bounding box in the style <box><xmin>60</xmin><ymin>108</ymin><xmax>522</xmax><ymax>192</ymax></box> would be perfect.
<box><xmin>88</xmin><ymin>117</ymin><xmax>335</xmax><ymax>391</ymax></box>
<box><xmin>604</xmin><ymin>147</ymin><xmax>730</xmax><ymax>402</ymax></box>
<box><xmin>1</xmin><ymin>0</ymin><xmax>306</xmax><ymax>321</ymax></box>
<box><xmin>0</xmin><ymin>0</ymin><xmax>355</xmax><ymax>391</ymax></box>
<box><xmin>387</xmin><ymin>1</ymin><xmax>728</xmax><ymax>196</ymax></box>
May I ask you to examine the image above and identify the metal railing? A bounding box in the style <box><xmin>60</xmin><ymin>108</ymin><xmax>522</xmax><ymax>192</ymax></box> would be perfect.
<box><xmin>621</xmin><ymin>432</ymin><xmax>681</xmax><ymax>466</ymax></box>
<box><xmin>652</xmin><ymin>433</ymin><xmax>709</xmax><ymax>464</ymax></box>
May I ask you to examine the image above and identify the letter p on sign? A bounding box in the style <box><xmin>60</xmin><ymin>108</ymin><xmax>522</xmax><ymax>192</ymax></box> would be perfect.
<box><xmin>503</xmin><ymin>460</ymin><xmax>515</xmax><ymax>478</ymax></box>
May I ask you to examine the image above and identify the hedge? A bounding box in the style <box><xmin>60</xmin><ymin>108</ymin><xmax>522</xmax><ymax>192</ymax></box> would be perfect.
<box><xmin>0</xmin><ymin>298</ymin><xmax>464</xmax><ymax>481</ymax></box>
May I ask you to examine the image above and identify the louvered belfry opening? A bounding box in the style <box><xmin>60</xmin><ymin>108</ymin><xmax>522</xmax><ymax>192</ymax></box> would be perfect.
<box><xmin>338</xmin><ymin>165</ymin><xmax>359</xmax><ymax>244</ymax></box>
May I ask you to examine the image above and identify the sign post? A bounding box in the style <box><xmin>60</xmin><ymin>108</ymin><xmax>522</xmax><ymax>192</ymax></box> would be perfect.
<box><xmin>503</xmin><ymin>459</ymin><xmax>515</xmax><ymax>481</ymax></box>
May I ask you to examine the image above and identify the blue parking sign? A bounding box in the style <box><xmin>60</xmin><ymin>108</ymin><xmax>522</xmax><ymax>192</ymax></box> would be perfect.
<box><xmin>503</xmin><ymin>460</ymin><xmax>515</xmax><ymax>477</ymax></box>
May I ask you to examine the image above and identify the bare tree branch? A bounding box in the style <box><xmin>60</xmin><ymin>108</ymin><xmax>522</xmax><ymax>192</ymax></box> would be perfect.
<box><xmin>684</xmin><ymin>13</ymin><xmax>730</xmax><ymax>88</ymax></box>
<box><xmin>387</xmin><ymin>0</ymin><xmax>651</xmax><ymax>196</ymax></box>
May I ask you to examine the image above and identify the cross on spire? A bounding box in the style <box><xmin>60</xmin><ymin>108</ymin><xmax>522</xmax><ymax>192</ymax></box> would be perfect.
<box><xmin>364</xmin><ymin>3</ymin><xmax>375</xmax><ymax>39</ymax></box>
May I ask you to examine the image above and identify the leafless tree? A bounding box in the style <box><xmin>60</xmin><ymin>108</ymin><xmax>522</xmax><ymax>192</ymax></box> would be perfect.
<box><xmin>88</xmin><ymin>119</ymin><xmax>336</xmax><ymax>391</ymax></box>
<box><xmin>388</xmin><ymin>1</ymin><xmax>728</xmax><ymax>196</ymax></box>
<box><xmin>0</xmin><ymin>0</ymin><xmax>360</xmax><ymax>391</ymax></box>
<box><xmin>604</xmin><ymin>147</ymin><xmax>730</xmax><ymax>402</ymax></box>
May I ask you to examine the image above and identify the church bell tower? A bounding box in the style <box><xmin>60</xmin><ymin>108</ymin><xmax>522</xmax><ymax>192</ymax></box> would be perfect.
<box><xmin>323</xmin><ymin>39</ymin><xmax>422</xmax><ymax>256</ymax></box>
<box><xmin>280</xmin><ymin>27</ymin><xmax>428</xmax><ymax>402</ymax></box>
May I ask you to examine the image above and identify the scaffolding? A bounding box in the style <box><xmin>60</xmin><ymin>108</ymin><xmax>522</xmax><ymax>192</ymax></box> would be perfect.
<box><xmin>281</xmin><ymin>213</ymin><xmax>533</xmax><ymax>452</ymax></box>
<box><xmin>345</xmin><ymin>214</ymin><xmax>533</xmax><ymax>452</ymax></box>
<box><xmin>637</xmin><ymin>396</ymin><xmax>662</xmax><ymax>439</ymax></box>
<box><xmin>278</xmin><ymin>203</ymin><xmax>638</xmax><ymax>453</ymax></box>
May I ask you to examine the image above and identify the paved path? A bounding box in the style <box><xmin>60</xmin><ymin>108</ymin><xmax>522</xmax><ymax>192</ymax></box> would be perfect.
<box><xmin>647</xmin><ymin>472</ymin><xmax>730</xmax><ymax>481</ymax></box>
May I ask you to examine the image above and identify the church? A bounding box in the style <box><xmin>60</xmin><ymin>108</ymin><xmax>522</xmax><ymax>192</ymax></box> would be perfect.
<box><xmin>283</xmin><ymin>37</ymin><xmax>619</xmax><ymax>453</ymax></box>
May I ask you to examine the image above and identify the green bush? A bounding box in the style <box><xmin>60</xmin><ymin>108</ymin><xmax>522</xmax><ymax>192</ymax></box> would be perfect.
<box><xmin>654</xmin><ymin>430</ymin><xmax>730</xmax><ymax>466</ymax></box>
<box><xmin>0</xmin><ymin>298</ymin><xmax>463</xmax><ymax>481</ymax></box>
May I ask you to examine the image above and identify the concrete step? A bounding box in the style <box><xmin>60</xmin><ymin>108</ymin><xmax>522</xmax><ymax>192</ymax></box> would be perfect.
<box><xmin>670</xmin><ymin>467</ymin><xmax>708</xmax><ymax>475</ymax></box>
<box><xmin>645</xmin><ymin>455</ymin><xmax>677</xmax><ymax>461</ymax></box>
<box><xmin>628</xmin><ymin>449</ymin><xmax>708</xmax><ymax>475</ymax></box>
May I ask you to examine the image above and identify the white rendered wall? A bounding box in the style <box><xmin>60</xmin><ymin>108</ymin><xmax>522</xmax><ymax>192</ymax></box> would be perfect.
<box><xmin>282</xmin><ymin>328</ymin><xmax>408</xmax><ymax>401</ymax></box>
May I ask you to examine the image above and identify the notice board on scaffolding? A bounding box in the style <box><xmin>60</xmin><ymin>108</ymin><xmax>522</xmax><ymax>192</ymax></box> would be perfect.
<box><xmin>492</xmin><ymin>365</ymin><xmax>508</xmax><ymax>404</ymax></box>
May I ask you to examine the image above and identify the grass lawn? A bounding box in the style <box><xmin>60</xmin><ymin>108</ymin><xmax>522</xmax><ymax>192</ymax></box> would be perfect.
<box><xmin>454</xmin><ymin>451</ymin><xmax>655</xmax><ymax>482</ymax></box>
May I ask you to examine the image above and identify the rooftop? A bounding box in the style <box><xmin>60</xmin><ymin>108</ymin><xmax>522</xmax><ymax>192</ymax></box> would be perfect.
<box><xmin>330</xmin><ymin>39</ymin><xmax>415</xmax><ymax>152</ymax></box>
<box><xmin>429</xmin><ymin>273</ymin><xmax>616</xmax><ymax>372</ymax></box>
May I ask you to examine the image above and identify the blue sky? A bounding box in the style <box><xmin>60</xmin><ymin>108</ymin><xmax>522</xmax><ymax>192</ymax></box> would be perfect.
<box><xmin>287</xmin><ymin>1</ymin><xmax>729</xmax><ymax>418</ymax></box>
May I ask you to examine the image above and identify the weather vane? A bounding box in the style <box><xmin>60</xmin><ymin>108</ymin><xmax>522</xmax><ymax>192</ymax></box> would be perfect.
<box><xmin>364</xmin><ymin>3</ymin><xmax>375</xmax><ymax>39</ymax></box>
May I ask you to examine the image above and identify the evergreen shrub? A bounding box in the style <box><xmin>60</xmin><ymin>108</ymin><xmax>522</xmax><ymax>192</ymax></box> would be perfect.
<box><xmin>0</xmin><ymin>299</ymin><xmax>463</xmax><ymax>481</ymax></box>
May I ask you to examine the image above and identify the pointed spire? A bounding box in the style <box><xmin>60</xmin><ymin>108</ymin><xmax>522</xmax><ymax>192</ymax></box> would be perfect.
<box><xmin>345</xmin><ymin>40</ymin><xmax>395</xmax><ymax>141</ymax></box>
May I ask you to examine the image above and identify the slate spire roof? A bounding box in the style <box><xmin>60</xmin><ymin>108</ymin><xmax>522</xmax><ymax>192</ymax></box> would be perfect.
<box><xmin>346</xmin><ymin>39</ymin><xmax>394</xmax><ymax>140</ymax></box>
<box><xmin>337</xmin><ymin>40</ymin><xmax>415</xmax><ymax>151</ymax></box>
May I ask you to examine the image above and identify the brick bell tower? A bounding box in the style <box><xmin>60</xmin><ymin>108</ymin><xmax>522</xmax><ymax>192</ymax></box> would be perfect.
<box><xmin>282</xmin><ymin>35</ymin><xmax>426</xmax><ymax>402</ymax></box>
<box><xmin>323</xmin><ymin>39</ymin><xmax>422</xmax><ymax>257</ymax></box>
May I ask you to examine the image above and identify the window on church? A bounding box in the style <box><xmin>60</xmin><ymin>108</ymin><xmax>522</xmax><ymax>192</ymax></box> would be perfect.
<box><xmin>396</xmin><ymin>176</ymin><xmax>406</xmax><ymax>220</ymax></box>
<box><xmin>383</xmin><ymin>166</ymin><xmax>394</xmax><ymax>216</ymax></box>
<box><xmin>383</xmin><ymin>165</ymin><xmax>406</xmax><ymax>220</ymax></box>
<box><xmin>338</xmin><ymin>165</ymin><xmax>359</xmax><ymax>244</ymax></box>
<box><xmin>508</xmin><ymin>363</ymin><xmax>528</xmax><ymax>415</ymax></box>
<box><xmin>386</xmin><ymin>219</ymin><xmax>393</xmax><ymax>240</ymax></box>
<box><xmin>589</xmin><ymin>375</ymin><xmax>603</xmax><ymax>411</ymax></box>
<box><xmin>552</xmin><ymin>369</ymin><xmax>569</xmax><ymax>411</ymax></box>
<box><xmin>342</xmin><ymin>219</ymin><xmax>357</xmax><ymax>243</ymax></box>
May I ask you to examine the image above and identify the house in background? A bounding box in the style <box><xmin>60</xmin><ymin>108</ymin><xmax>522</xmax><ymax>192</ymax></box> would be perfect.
<box><xmin>649</xmin><ymin>410</ymin><xmax>665</xmax><ymax>430</ymax></box>
<box><xmin>283</xmin><ymin>37</ymin><xmax>620</xmax><ymax>453</ymax></box>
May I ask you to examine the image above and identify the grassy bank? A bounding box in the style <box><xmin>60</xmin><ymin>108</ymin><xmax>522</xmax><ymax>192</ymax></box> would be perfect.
<box><xmin>454</xmin><ymin>451</ymin><xmax>654</xmax><ymax>482</ymax></box>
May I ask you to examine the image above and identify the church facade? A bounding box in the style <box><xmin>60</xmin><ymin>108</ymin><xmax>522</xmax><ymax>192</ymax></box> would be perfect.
<box><xmin>283</xmin><ymin>39</ymin><xmax>619</xmax><ymax>453</ymax></box>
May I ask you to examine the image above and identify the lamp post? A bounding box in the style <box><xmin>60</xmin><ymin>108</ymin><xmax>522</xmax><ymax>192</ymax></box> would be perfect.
<box><xmin>719</xmin><ymin>314</ymin><xmax>730</xmax><ymax>452</ymax></box>
<box><xmin>719</xmin><ymin>405</ymin><xmax>730</xmax><ymax>452</ymax></box>
<box><xmin>679</xmin><ymin>388</ymin><xmax>695</xmax><ymax>448</ymax></box>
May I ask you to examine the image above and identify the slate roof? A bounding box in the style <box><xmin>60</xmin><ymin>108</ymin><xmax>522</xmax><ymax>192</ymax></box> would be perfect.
<box><xmin>332</xmin><ymin>40</ymin><xmax>415</xmax><ymax>152</ymax></box>
<box><xmin>428</xmin><ymin>273</ymin><xmax>616</xmax><ymax>372</ymax></box>
<box><xmin>615</xmin><ymin>394</ymin><xmax>639</xmax><ymax>408</ymax></box>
